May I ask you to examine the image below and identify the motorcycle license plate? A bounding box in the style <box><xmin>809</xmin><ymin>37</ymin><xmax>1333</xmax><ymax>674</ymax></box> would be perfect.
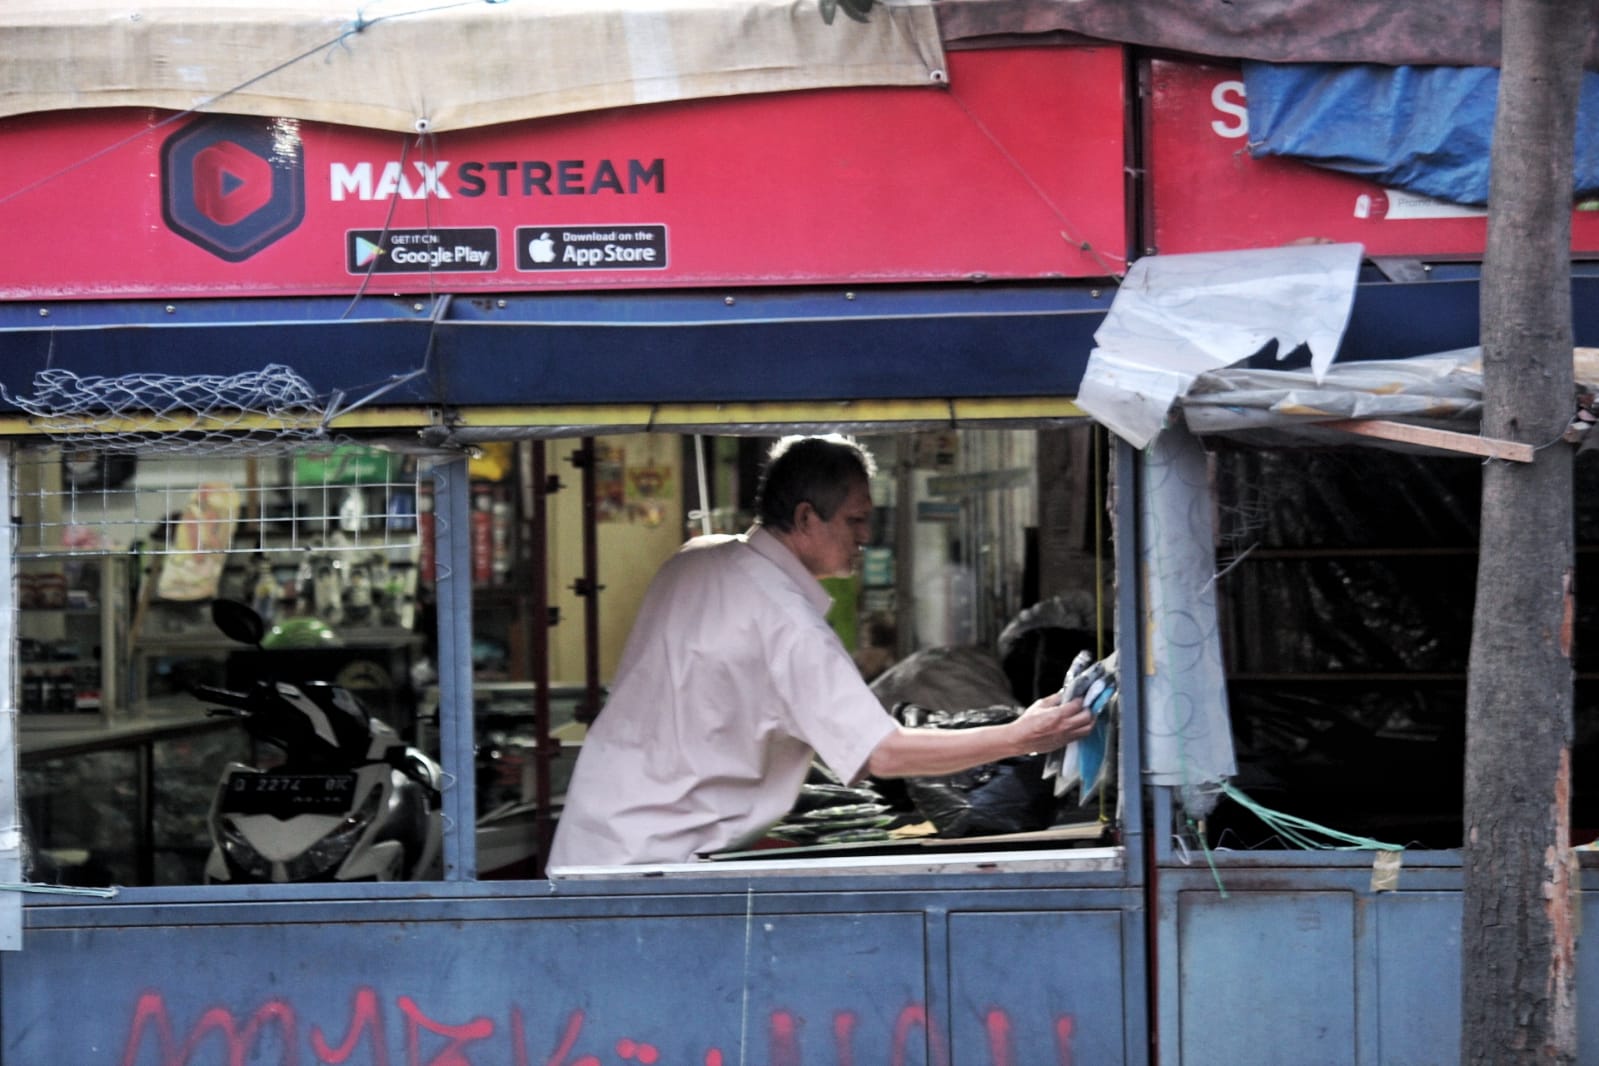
<box><xmin>223</xmin><ymin>773</ymin><xmax>358</xmax><ymax>815</ymax></box>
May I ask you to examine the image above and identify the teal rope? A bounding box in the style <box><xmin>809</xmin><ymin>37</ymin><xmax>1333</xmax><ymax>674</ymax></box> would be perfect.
<box><xmin>1187</xmin><ymin>816</ymin><xmax>1230</xmax><ymax>899</ymax></box>
<box><xmin>1219</xmin><ymin>781</ymin><xmax>1404</xmax><ymax>852</ymax></box>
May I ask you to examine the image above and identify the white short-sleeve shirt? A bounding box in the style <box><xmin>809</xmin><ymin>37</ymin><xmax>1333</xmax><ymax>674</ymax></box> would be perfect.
<box><xmin>547</xmin><ymin>526</ymin><xmax>897</xmax><ymax>869</ymax></box>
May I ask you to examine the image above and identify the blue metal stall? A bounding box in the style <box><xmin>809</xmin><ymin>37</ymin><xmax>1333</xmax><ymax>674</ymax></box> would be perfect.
<box><xmin>3</xmin><ymin>265</ymin><xmax>1595</xmax><ymax>1063</ymax></box>
<box><xmin>0</xmin><ymin>278</ymin><xmax>1157</xmax><ymax>1065</ymax></box>
<box><xmin>1</xmin><ymin>1</ymin><xmax>1598</xmax><ymax>1045</ymax></box>
<box><xmin>6</xmin><ymin>262</ymin><xmax>1592</xmax><ymax>1061</ymax></box>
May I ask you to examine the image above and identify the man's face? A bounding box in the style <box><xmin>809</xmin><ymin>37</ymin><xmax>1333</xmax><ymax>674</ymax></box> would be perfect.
<box><xmin>793</xmin><ymin>479</ymin><xmax>873</xmax><ymax>578</ymax></box>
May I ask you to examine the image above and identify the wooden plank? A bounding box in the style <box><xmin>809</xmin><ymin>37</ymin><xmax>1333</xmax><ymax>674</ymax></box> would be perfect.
<box><xmin>1319</xmin><ymin>419</ymin><xmax>1536</xmax><ymax>462</ymax></box>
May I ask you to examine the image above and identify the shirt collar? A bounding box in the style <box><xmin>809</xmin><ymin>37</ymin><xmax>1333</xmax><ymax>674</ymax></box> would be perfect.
<box><xmin>747</xmin><ymin>525</ymin><xmax>833</xmax><ymax>613</ymax></box>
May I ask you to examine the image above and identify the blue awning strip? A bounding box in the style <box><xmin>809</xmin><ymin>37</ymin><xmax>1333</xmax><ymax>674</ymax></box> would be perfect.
<box><xmin>0</xmin><ymin>285</ymin><xmax>1114</xmax><ymax>410</ymax></box>
<box><xmin>0</xmin><ymin>272</ymin><xmax>1595</xmax><ymax>415</ymax></box>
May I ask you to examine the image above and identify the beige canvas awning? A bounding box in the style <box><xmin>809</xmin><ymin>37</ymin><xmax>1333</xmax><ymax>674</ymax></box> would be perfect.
<box><xmin>2</xmin><ymin>0</ymin><xmax>946</xmax><ymax>133</ymax></box>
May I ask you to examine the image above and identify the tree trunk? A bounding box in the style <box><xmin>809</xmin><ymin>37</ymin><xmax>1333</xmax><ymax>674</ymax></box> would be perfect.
<box><xmin>1461</xmin><ymin>1</ymin><xmax>1586</xmax><ymax>1062</ymax></box>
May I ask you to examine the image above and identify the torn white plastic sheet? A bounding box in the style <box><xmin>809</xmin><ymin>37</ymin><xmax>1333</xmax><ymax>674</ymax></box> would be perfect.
<box><xmin>0</xmin><ymin>0</ymin><xmax>946</xmax><ymax>133</ymax></box>
<box><xmin>1139</xmin><ymin>425</ymin><xmax>1236</xmax><ymax>807</ymax></box>
<box><xmin>1077</xmin><ymin>242</ymin><xmax>1364</xmax><ymax>448</ymax></box>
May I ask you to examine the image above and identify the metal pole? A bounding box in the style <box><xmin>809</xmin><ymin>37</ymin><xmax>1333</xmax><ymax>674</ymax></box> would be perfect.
<box><xmin>693</xmin><ymin>435</ymin><xmax>713</xmax><ymax>536</ymax></box>
<box><xmin>894</xmin><ymin>447</ymin><xmax>917</xmax><ymax>658</ymax></box>
<box><xmin>433</xmin><ymin>457</ymin><xmax>476</xmax><ymax>880</ymax></box>
<box><xmin>570</xmin><ymin>438</ymin><xmax>603</xmax><ymax>722</ymax></box>
<box><xmin>0</xmin><ymin>445</ymin><xmax>21</xmax><ymax>944</ymax></box>
<box><xmin>136</xmin><ymin>741</ymin><xmax>154</xmax><ymax>886</ymax></box>
<box><xmin>520</xmin><ymin>441</ymin><xmax>555</xmax><ymax>873</ymax></box>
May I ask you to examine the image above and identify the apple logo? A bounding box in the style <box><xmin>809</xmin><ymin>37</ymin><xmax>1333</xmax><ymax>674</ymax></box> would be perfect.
<box><xmin>528</xmin><ymin>232</ymin><xmax>556</xmax><ymax>263</ymax></box>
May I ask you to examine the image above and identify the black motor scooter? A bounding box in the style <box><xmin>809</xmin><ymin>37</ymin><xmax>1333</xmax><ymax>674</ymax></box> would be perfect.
<box><xmin>193</xmin><ymin>599</ymin><xmax>443</xmax><ymax>883</ymax></box>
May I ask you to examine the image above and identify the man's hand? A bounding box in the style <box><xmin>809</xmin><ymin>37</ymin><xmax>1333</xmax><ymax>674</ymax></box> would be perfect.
<box><xmin>1007</xmin><ymin>690</ymin><xmax>1095</xmax><ymax>755</ymax></box>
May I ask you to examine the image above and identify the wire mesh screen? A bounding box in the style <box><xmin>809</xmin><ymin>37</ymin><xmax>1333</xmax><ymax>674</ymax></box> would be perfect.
<box><xmin>11</xmin><ymin>444</ymin><xmax>429</xmax><ymax>722</ymax></box>
<box><xmin>13</xmin><ymin>445</ymin><xmax>422</xmax><ymax>561</ymax></box>
<box><xmin>0</xmin><ymin>365</ymin><xmax>330</xmax><ymax>458</ymax></box>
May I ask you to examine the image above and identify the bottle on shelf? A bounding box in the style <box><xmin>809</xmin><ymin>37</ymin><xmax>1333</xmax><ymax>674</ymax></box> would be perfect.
<box><xmin>50</xmin><ymin>671</ymin><xmax>76</xmax><ymax>714</ymax></box>
<box><xmin>491</xmin><ymin>489</ymin><xmax>513</xmax><ymax>582</ymax></box>
<box><xmin>21</xmin><ymin>672</ymin><xmax>44</xmax><ymax>714</ymax></box>
<box><xmin>418</xmin><ymin>486</ymin><xmax>436</xmax><ymax>584</ymax></box>
<box><xmin>471</xmin><ymin>486</ymin><xmax>494</xmax><ymax>586</ymax></box>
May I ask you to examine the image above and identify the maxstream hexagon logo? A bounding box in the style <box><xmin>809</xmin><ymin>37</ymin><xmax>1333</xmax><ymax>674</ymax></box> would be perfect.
<box><xmin>161</xmin><ymin>116</ymin><xmax>305</xmax><ymax>261</ymax></box>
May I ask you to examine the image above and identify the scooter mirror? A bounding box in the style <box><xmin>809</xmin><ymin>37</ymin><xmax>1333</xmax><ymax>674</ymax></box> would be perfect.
<box><xmin>211</xmin><ymin>598</ymin><xmax>267</xmax><ymax>648</ymax></box>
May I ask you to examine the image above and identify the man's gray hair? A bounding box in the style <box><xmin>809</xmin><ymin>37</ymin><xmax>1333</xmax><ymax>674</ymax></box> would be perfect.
<box><xmin>755</xmin><ymin>434</ymin><xmax>876</xmax><ymax>532</ymax></box>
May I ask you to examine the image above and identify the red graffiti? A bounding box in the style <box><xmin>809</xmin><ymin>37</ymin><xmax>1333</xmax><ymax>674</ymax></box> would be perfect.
<box><xmin>986</xmin><ymin>1007</ymin><xmax>1013</xmax><ymax>1066</ymax></box>
<box><xmin>984</xmin><ymin>1007</ymin><xmax>1078</xmax><ymax>1066</ymax></box>
<box><xmin>531</xmin><ymin>1008</ymin><xmax>599</xmax><ymax>1066</ymax></box>
<box><xmin>831</xmin><ymin>1011</ymin><xmax>857</xmax><ymax>1066</ymax></box>
<box><xmin>309</xmin><ymin>988</ymin><xmax>389</xmax><ymax>1064</ymax></box>
<box><xmin>121</xmin><ymin>992</ymin><xmax>297</xmax><ymax>1066</ymax></box>
<box><xmin>397</xmin><ymin>995</ymin><xmax>493</xmax><ymax>1066</ymax></box>
<box><xmin>769</xmin><ymin>1008</ymin><xmax>801</xmax><ymax>1066</ymax></box>
<box><xmin>125</xmin><ymin>987</ymin><xmax>490</xmax><ymax>1066</ymax></box>
<box><xmin>1055</xmin><ymin>1015</ymin><xmax>1076</xmax><ymax>1066</ymax></box>
<box><xmin>615</xmin><ymin>1037</ymin><xmax>659</xmax><ymax>1063</ymax></box>
<box><xmin>890</xmin><ymin>1003</ymin><xmax>949</xmax><ymax>1066</ymax></box>
<box><xmin>118</xmin><ymin>989</ymin><xmax>1076</xmax><ymax>1066</ymax></box>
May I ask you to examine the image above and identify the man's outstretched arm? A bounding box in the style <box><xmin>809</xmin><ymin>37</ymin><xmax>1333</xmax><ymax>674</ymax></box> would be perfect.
<box><xmin>863</xmin><ymin>691</ymin><xmax>1095</xmax><ymax>779</ymax></box>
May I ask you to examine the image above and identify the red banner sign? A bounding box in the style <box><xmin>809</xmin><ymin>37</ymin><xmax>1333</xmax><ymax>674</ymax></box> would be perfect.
<box><xmin>1147</xmin><ymin>58</ymin><xmax>1599</xmax><ymax>257</ymax></box>
<box><xmin>0</xmin><ymin>47</ymin><xmax>1127</xmax><ymax>300</ymax></box>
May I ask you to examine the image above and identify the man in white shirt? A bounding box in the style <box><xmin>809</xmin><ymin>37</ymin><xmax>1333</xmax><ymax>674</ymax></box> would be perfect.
<box><xmin>547</xmin><ymin>435</ymin><xmax>1094</xmax><ymax>869</ymax></box>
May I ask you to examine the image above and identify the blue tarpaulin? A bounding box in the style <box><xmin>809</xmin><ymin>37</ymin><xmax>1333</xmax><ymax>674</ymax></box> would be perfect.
<box><xmin>1243</xmin><ymin>62</ymin><xmax>1599</xmax><ymax>206</ymax></box>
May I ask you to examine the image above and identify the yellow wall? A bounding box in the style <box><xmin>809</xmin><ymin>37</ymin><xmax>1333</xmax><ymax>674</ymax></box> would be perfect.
<box><xmin>545</xmin><ymin>434</ymin><xmax>686</xmax><ymax>684</ymax></box>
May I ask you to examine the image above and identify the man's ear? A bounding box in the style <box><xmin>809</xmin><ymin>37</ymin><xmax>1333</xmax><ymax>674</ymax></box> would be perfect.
<box><xmin>791</xmin><ymin>500</ymin><xmax>818</xmax><ymax>533</ymax></box>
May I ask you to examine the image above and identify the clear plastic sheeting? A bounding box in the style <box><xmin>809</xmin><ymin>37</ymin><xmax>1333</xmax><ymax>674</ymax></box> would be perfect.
<box><xmin>1208</xmin><ymin>446</ymin><xmax>1484</xmax><ymax>847</ymax></box>
<box><xmin>1076</xmin><ymin>243</ymin><xmax>1362</xmax><ymax>448</ymax></box>
<box><xmin>1181</xmin><ymin>348</ymin><xmax>1485</xmax><ymax>439</ymax></box>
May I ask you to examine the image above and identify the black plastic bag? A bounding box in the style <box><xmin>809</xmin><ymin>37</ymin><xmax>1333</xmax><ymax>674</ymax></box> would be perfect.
<box><xmin>892</xmin><ymin>702</ymin><xmax>1056</xmax><ymax>837</ymax></box>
